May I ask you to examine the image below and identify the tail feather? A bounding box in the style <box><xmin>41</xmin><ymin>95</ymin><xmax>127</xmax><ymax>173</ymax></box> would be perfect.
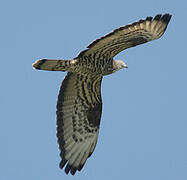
<box><xmin>32</xmin><ymin>59</ymin><xmax>73</xmax><ymax>71</ymax></box>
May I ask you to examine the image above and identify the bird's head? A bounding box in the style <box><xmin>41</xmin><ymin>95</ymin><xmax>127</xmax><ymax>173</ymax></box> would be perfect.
<box><xmin>113</xmin><ymin>60</ymin><xmax>128</xmax><ymax>73</ymax></box>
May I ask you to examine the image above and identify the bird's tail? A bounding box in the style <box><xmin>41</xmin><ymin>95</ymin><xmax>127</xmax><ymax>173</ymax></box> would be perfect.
<box><xmin>32</xmin><ymin>59</ymin><xmax>75</xmax><ymax>71</ymax></box>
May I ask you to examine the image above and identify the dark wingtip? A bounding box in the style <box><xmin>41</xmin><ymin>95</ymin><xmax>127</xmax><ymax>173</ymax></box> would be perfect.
<box><xmin>70</xmin><ymin>167</ymin><xmax>77</xmax><ymax>175</ymax></box>
<box><xmin>59</xmin><ymin>157</ymin><xmax>78</xmax><ymax>175</ymax></box>
<box><xmin>60</xmin><ymin>160</ymin><xmax>80</xmax><ymax>175</ymax></box>
<box><xmin>146</xmin><ymin>16</ymin><xmax>153</xmax><ymax>21</ymax></box>
<box><xmin>146</xmin><ymin>13</ymin><xmax>172</xmax><ymax>25</ymax></box>
<box><xmin>59</xmin><ymin>158</ymin><xmax>68</xmax><ymax>169</ymax></box>
<box><xmin>154</xmin><ymin>14</ymin><xmax>162</xmax><ymax>21</ymax></box>
<box><xmin>77</xmin><ymin>164</ymin><xmax>84</xmax><ymax>171</ymax></box>
<box><xmin>65</xmin><ymin>164</ymin><xmax>72</xmax><ymax>174</ymax></box>
<box><xmin>161</xmin><ymin>13</ymin><xmax>172</xmax><ymax>24</ymax></box>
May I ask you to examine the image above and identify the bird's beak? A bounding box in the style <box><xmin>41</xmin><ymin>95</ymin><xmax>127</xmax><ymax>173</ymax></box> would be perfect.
<box><xmin>123</xmin><ymin>64</ymin><xmax>128</xmax><ymax>68</ymax></box>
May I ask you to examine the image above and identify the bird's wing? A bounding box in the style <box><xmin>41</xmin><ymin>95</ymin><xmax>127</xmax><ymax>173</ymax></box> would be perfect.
<box><xmin>56</xmin><ymin>72</ymin><xmax>102</xmax><ymax>175</ymax></box>
<box><xmin>77</xmin><ymin>14</ymin><xmax>171</xmax><ymax>59</ymax></box>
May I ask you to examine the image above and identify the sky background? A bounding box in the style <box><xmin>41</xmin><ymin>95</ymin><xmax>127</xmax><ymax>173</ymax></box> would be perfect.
<box><xmin>0</xmin><ymin>0</ymin><xmax>186</xmax><ymax>180</ymax></box>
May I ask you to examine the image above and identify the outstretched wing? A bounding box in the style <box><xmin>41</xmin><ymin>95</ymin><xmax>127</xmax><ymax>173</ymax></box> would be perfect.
<box><xmin>78</xmin><ymin>14</ymin><xmax>171</xmax><ymax>58</ymax></box>
<box><xmin>56</xmin><ymin>72</ymin><xmax>102</xmax><ymax>175</ymax></box>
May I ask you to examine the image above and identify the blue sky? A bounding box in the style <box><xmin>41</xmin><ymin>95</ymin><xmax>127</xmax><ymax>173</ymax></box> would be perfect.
<box><xmin>0</xmin><ymin>0</ymin><xmax>186</xmax><ymax>179</ymax></box>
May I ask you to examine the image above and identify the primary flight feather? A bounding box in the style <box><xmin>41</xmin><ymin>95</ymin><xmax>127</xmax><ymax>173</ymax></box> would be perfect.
<box><xmin>33</xmin><ymin>13</ymin><xmax>172</xmax><ymax>175</ymax></box>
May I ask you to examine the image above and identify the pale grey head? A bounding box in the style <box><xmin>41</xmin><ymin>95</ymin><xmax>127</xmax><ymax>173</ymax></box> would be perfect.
<box><xmin>112</xmin><ymin>60</ymin><xmax>128</xmax><ymax>73</ymax></box>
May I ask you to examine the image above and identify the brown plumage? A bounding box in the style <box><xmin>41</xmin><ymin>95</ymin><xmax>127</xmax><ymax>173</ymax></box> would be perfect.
<box><xmin>33</xmin><ymin>13</ymin><xmax>172</xmax><ymax>175</ymax></box>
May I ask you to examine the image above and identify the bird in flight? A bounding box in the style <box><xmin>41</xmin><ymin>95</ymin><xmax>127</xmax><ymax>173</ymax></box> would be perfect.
<box><xmin>33</xmin><ymin>13</ymin><xmax>172</xmax><ymax>175</ymax></box>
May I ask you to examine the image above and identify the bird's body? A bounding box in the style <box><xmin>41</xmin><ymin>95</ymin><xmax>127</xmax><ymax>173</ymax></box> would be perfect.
<box><xmin>33</xmin><ymin>14</ymin><xmax>172</xmax><ymax>175</ymax></box>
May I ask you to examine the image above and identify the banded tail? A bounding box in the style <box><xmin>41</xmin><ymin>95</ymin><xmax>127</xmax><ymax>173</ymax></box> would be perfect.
<box><xmin>33</xmin><ymin>59</ymin><xmax>77</xmax><ymax>71</ymax></box>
